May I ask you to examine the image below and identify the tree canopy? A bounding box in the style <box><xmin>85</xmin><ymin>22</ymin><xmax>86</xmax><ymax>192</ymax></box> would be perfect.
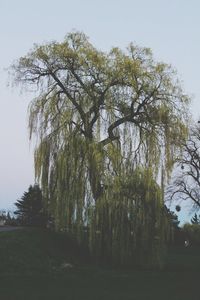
<box><xmin>12</xmin><ymin>31</ymin><xmax>190</xmax><ymax>267</ymax></box>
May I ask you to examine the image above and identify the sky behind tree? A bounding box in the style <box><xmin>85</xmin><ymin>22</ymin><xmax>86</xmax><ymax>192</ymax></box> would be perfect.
<box><xmin>0</xmin><ymin>0</ymin><xmax>199</xmax><ymax>223</ymax></box>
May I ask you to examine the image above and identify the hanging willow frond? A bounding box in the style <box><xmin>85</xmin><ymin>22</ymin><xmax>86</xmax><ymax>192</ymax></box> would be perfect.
<box><xmin>11</xmin><ymin>31</ymin><xmax>190</xmax><ymax>267</ymax></box>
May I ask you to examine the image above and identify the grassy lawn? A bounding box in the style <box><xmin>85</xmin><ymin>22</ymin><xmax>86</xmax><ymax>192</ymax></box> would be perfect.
<box><xmin>0</xmin><ymin>228</ymin><xmax>199</xmax><ymax>300</ymax></box>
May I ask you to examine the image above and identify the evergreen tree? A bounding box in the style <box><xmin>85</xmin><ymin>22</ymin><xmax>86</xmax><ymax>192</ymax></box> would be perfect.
<box><xmin>191</xmin><ymin>213</ymin><xmax>200</xmax><ymax>225</ymax></box>
<box><xmin>14</xmin><ymin>185</ymin><xmax>46</xmax><ymax>226</ymax></box>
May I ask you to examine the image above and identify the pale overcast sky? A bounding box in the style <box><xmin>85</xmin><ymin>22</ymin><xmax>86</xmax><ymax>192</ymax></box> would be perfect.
<box><xmin>0</xmin><ymin>0</ymin><xmax>200</xmax><ymax>222</ymax></box>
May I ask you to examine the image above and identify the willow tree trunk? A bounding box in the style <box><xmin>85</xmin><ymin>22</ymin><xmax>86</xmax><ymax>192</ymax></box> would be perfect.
<box><xmin>87</xmin><ymin>144</ymin><xmax>104</xmax><ymax>201</ymax></box>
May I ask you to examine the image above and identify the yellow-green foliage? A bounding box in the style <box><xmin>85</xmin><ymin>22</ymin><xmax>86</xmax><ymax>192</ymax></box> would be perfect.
<box><xmin>88</xmin><ymin>167</ymin><xmax>168</xmax><ymax>267</ymax></box>
<box><xmin>12</xmin><ymin>31</ymin><xmax>190</xmax><ymax>267</ymax></box>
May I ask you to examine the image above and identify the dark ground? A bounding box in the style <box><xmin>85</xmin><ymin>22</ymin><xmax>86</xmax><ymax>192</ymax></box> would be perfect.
<box><xmin>0</xmin><ymin>228</ymin><xmax>199</xmax><ymax>300</ymax></box>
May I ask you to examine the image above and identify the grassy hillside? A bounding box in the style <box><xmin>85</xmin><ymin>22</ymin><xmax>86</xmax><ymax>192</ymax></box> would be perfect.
<box><xmin>0</xmin><ymin>228</ymin><xmax>200</xmax><ymax>300</ymax></box>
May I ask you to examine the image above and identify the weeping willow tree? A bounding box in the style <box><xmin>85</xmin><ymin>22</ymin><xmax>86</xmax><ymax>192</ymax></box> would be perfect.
<box><xmin>11</xmin><ymin>31</ymin><xmax>189</xmax><ymax>267</ymax></box>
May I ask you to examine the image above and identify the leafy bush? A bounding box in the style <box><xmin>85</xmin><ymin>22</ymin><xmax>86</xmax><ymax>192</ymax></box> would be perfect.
<box><xmin>182</xmin><ymin>223</ymin><xmax>200</xmax><ymax>246</ymax></box>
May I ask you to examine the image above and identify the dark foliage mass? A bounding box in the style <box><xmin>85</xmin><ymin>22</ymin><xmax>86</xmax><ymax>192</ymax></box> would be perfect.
<box><xmin>14</xmin><ymin>185</ymin><xmax>47</xmax><ymax>226</ymax></box>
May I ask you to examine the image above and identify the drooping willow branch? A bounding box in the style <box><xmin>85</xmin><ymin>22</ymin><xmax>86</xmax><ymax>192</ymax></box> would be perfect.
<box><xmin>11</xmin><ymin>31</ymin><xmax>190</xmax><ymax>266</ymax></box>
